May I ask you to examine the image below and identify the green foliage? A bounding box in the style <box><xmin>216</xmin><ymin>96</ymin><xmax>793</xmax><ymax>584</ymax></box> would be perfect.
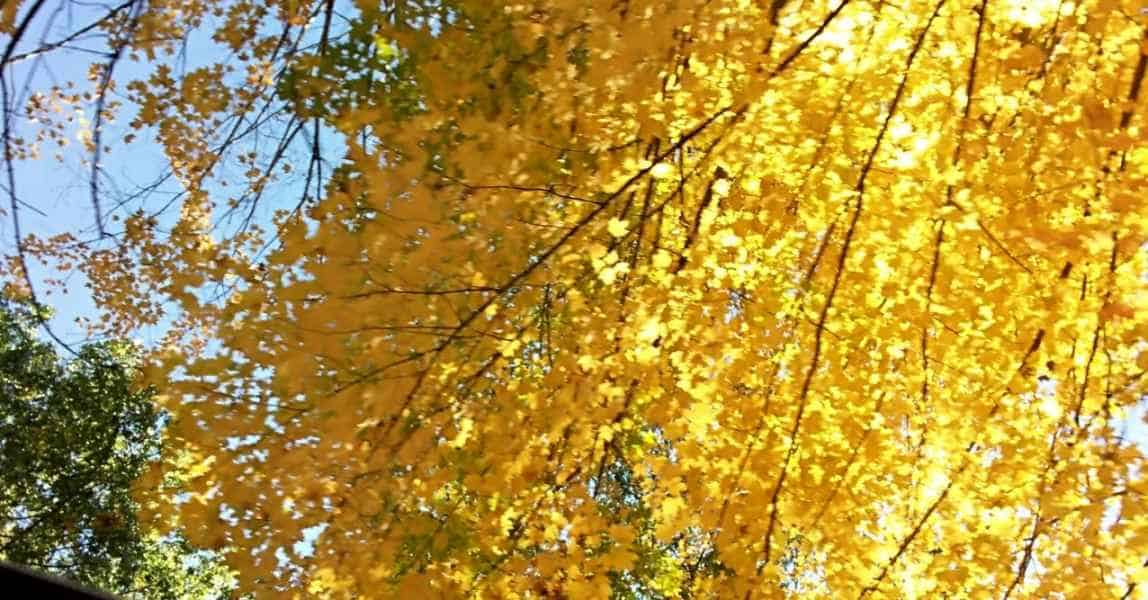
<box><xmin>276</xmin><ymin>15</ymin><xmax>423</xmax><ymax>123</ymax></box>
<box><xmin>0</xmin><ymin>300</ymin><xmax>232</xmax><ymax>599</ymax></box>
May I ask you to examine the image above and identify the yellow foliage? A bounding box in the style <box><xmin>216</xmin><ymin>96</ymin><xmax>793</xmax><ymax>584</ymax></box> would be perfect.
<box><xmin>9</xmin><ymin>0</ymin><xmax>1148</xmax><ymax>597</ymax></box>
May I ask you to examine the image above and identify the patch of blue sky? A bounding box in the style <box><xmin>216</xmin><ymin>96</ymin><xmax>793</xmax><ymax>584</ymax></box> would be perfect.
<box><xmin>3</xmin><ymin>0</ymin><xmax>362</xmax><ymax>348</ymax></box>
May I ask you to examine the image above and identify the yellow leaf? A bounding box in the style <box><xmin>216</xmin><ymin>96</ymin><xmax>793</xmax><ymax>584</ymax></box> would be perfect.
<box><xmin>607</xmin><ymin>217</ymin><xmax>629</xmax><ymax>238</ymax></box>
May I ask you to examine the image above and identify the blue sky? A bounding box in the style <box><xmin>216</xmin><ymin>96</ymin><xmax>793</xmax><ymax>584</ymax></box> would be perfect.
<box><xmin>2</xmin><ymin>0</ymin><xmax>351</xmax><ymax>347</ymax></box>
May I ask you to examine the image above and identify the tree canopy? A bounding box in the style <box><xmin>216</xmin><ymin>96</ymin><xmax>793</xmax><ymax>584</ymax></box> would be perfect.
<box><xmin>4</xmin><ymin>0</ymin><xmax>1148</xmax><ymax>597</ymax></box>
<box><xmin>0</xmin><ymin>299</ymin><xmax>233</xmax><ymax>598</ymax></box>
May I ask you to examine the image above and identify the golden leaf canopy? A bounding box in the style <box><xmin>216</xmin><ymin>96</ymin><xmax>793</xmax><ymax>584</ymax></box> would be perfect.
<box><xmin>7</xmin><ymin>0</ymin><xmax>1148</xmax><ymax>597</ymax></box>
